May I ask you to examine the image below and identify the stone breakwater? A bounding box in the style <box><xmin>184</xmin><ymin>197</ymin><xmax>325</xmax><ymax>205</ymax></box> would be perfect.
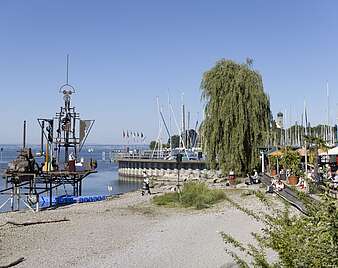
<box><xmin>118</xmin><ymin>167</ymin><xmax>224</xmax><ymax>182</ymax></box>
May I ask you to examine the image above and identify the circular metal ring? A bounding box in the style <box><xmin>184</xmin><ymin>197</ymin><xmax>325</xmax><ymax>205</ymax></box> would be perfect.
<box><xmin>59</xmin><ymin>83</ymin><xmax>75</xmax><ymax>94</ymax></box>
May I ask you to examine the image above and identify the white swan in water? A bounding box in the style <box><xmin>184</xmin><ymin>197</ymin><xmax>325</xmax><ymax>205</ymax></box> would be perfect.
<box><xmin>107</xmin><ymin>185</ymin><xmax>113</xmax><ymax>193</ymax></box>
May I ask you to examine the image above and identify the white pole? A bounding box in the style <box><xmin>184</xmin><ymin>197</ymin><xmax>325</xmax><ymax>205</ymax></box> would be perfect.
<box><xmin>304</xmin><ymin>100</ymin><xmax>308</xmax><ymax>175</ymax></box>
<box><xmin>168</xmin><ymin>89</ymin><xmax>172</xmax><ymax>149</ymax></box>
<box><xmin>170</xmin><ymin>102</ymin><xmax>189</xmax><ymax>159</ymax></box>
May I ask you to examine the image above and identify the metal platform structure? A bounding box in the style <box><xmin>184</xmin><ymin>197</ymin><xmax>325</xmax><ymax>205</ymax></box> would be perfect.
<box><xmin>1</xmin><ymin>57</ymin><xmax>96</xmax><ymax>212</ymax></box>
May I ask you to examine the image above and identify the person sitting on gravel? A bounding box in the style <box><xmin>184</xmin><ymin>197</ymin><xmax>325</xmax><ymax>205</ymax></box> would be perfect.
<box><xmin>245</xmin><ymin>170</ymin><xmax>260</xmax><ymax>185</ymax></box>
<box><xmin>275</xmin><ymin>179</ymin><xmax>285</xmax><ymax>191</ymax></box>
<box><xmin>266</xmin><ymin>182</ymin><xmax>274</xmax><ymax>193</ymax></box>
<box><xmin>266</xmin><ymin>178</ymin><xmax>277</xmax><ymax>193</ymax></box>
<box><xmin>245</xmin><ymin>173</ymin><xmax>255</xmax><ymax>185</ymax></box>
<box><xmin>253</xmin><ymin>169</ymin><xmax>261</xmax><ymax>184</ymax></box>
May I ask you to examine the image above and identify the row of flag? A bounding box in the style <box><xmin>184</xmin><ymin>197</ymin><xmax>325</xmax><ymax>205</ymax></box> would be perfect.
<box><xmin>122</xmin><ymin>130</ymin><xmax>145</xmax><ymax>139</ymax></box>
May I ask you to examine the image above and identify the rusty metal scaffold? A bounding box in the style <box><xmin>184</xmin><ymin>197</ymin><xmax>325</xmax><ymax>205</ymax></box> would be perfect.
<box><xmin>1</xmin><ymin>57</ymin><xmax>96</xmax><ymax>212</ymax></box>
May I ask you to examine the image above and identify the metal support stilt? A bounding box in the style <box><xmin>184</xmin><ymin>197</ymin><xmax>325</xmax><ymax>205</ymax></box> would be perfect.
<box><xmin>16</xmin><ymin>185</ymin><xmax>20</xmax><ymax>211</ymax></box>
<box><xmin>79</xmin><ymin>180</ymin><xmax>82</xmax><ymax>196</ymax></box>
<box><xmin>49</xmin><ymin>182</ymin><xmax>53</xmax><ymax>207</ymax></box>
<box><xmin>11</xmin><ymin>185</ymin><xmax>14</xmax><ymax>211</ymax></box>
<box><xmin>36</xmin><ymin>194</ymin><xmax>39</xmax><ymax>212</ymax></box>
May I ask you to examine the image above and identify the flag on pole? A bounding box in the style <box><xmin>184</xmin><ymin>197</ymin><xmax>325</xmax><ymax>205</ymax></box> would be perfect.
<box><xmin>123</xmin><ymin>130</ymin><xmax>125</xmax><ymax>138</ymax></box>
<box><xmin>80</xmin><ymin>120</ymin><xmax>92</xmax><ymax>144</ymax></box>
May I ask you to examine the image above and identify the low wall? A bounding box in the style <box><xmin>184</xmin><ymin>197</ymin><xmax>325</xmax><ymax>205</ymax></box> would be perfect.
<box><xmin>118</xmin><ymin>167</ymin><xmax>222</xmax><ymax>183</ymax></box>
<box><xmin>117</xmin><ymin>158</ymin><xmax>206</xmax><ymax>170</ymax></box>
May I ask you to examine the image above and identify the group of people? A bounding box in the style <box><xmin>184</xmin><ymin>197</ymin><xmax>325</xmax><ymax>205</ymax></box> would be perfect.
<box><xmin>266</xmin><ymin>178</ymin><xmax>285</xmax><ymax>193</ymax></box>
<box><xmin>244</xmin><ymin>169</ymin><xmax>285</xmax><ymax>193</ymax></box>
<box><xmin>306</xmin><ymin>165</ymin><xmax>338</xmax><ymax>190</ymax></box>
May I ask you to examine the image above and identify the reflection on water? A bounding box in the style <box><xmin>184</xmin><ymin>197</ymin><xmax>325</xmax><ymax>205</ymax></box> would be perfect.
<box><xmin>0</xmin><ymin>145</ymin><xmax>142</xmax><ymax>212</ymax></box>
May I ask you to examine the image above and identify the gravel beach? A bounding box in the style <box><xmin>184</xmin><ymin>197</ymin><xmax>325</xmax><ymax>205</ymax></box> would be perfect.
<box><xmin>0</xmin><ymin>186</ymin><xmax>286</xmax><ymax>268</ymax></box>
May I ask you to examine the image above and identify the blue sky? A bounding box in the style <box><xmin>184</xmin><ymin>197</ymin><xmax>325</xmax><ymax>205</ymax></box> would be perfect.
<box><xmin>0</xmin><ymin>0</ymin><xmax>337</xmax><ymax>144</ymax></box>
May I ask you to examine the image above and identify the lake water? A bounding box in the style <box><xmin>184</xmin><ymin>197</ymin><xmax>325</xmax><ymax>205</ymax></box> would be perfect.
<box><xmin>0</xmin><ymin>144</ymin><xmax>143</xmax><ymax>212</ymax></box>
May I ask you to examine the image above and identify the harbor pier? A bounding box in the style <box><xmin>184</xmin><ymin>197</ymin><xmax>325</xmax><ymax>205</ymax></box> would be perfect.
<box><xmin>117</xmin><ymin>158</ymin><xmax>207</xmax><ymax>179</ymax></box>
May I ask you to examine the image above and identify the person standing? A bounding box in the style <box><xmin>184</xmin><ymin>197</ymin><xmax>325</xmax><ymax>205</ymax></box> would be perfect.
<box><xmin>142</xmin><ymin>171</ymin><xmax>151</xmax><ymax>195</ymax></box>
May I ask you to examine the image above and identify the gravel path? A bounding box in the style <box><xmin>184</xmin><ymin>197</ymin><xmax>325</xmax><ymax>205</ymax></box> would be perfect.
<box><xmin>0</xmin><ymin>186</ymin><xmax>283</xmax><ymax>268</ymax></box>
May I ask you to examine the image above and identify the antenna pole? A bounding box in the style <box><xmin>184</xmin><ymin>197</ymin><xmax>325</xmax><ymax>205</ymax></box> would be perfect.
<box><xmin>23</xmin><ymin>120</ymin><xmax>26</xmax><ymax>149</ymax></box>
<box><xmin>66</xmin><ymin>54</ymin><xmax>69</xmax><ymax>84</ymax></box>
<box><xmin>327</xmin><ymin>81</ymin><xmax>330</xmax><ymax>143</ymax></box>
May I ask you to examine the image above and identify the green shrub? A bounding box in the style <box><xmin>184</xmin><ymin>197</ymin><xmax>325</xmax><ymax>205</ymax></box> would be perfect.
<box><xmin>153</xmin><ymin>192</ymin><xmax>179</xmax><ymax>207</ymax></box>
<box><xmin>222</xmin><ymin>191</ymin><xmax>338</xmax><ymax>267</ymax></box>
<box><xmin>153</xmin><ymin>182</ymin><xmax>226</xmax><ymax>209</ymax></box>
<box><xmin>254</xmin><ymin>190</ymin><xmax>271</xmax><ymax>206</ymax></box>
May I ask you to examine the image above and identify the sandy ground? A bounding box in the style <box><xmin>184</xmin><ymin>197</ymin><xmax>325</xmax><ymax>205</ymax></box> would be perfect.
<box><xmin>0</xmin><ymin>185</ymin><xmax>287</xmax><ymax>268</ymax></box>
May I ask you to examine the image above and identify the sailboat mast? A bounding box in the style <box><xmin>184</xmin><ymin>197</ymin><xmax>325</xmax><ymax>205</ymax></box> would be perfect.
<box><xmin>181</xmin><ymin>93</ymin><xmax>186</xmax><ymax>149</ymax></box>
<box><xmin>168</xmin><ymin>90</ymin><xmax>172</xmax><ymax>149</ymax></box>
<box><xmin>326</xmin><ymin>81</ymin><xmax>330</xmax><ymax>144</ymax></box>
<box><xmin>304</xmin><ymin>100</ymin><xmax>308</xmax><ymax>175</ymax></box>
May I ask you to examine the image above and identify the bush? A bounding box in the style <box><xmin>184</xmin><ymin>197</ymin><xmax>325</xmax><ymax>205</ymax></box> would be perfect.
<box><xmin>152</xmin><ymin>192</ymin><xmax>179</xmax><ymax>207</ymax></box>
<box><xmin>222</xmin><ymin>191</ymin><xmax>338</xmax><ymax>267</ymax></box>
<box><xmin>153</xmin><ymin>182</ymin><xmax>226</xmax><ymax>209</ymax></box>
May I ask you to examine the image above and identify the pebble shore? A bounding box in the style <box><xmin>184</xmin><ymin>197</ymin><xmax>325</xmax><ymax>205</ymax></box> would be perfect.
<box><xmin>0</xmin><ymin>184</ymin><xmax>287</xmax><ymax>267</ymax></box>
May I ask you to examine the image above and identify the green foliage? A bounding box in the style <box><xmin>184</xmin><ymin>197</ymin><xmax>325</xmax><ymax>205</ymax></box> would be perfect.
<box><xmin>304</xmin><ymin>135</ymin><xmax>328</xmax><ymax>177</ymax></box>
<box><xmin>279</xmin><ymin>148</ymin><xmax>301</xmax><ymax>176</ymax></box>
<box><xmin>268</xmin><ymin>155</ymin><xmax>279</xmax><ymax>169</ymax></box>
<box><xmin>263</xmin><ymin>199</ymin><xmax>338</xmax><ymax>267</ymax></box>
<box><xmin>152</xmin><ymin>192</ymin><xmax>178</xmax><ymax>207</ymax></box>
<box><xmin>221</xmin><ymin>232</ymin><xmax>249</xmax><ymax>268</ymax></box>
<box><xmin>149</xmin><ymin>140</ymin><xmax>157</xmax><ymax>150</ymax></box>
<box><xmin>221</xmin><ymin>232</ymin><xmax>247</xmax><ymax>252</ymax></box>
<box><xmin>201</xmin><ymin>59</ymin><xmax>271</xmax><ymax>175</ymax></box>
<box><xmin>150</xmin><ymin>140</ymin><xmax>169</xmax><ymax>150</ymax></box>
<box><xmin>240</xmin><ymin>190</ymin><xmax>255</xmax><ymax>197</ymax></box>
<box><xmin>153</xmin><ymin>182</ymin><xmax>226</xmax><ymax>209</ymax></box>
<box><xmin>221</xmin><ymin>232</ymin><xmax>272</xmax><ymax>268</ymax></box>
<box><xmin>222</xmin><ymin>190</ymin><xmax>338</xmax><ymax>267</ymax></box>
<box><xmin>169</xmin><ymin>135</ymin><xmax>180</xmax><ymax>148</ymax></box>
<box><xmin>254</xmin><ymin>190</ymin><xmax>271</xmax><ymax>206</ymax></box>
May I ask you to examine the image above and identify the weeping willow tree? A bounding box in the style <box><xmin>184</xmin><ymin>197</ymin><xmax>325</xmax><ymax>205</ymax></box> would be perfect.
<box><xmin>201</xmin><ymin>59</ymin><xmax>271</xmax><ymax>175</ymax></box>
